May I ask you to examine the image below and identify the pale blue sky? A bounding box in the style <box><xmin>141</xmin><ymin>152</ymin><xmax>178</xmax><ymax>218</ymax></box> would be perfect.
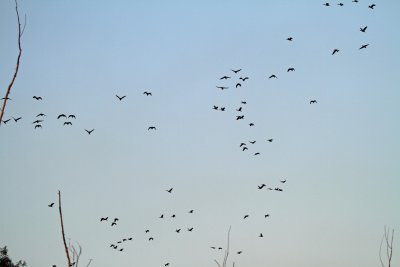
<box><xmin>1</xmin><ymin>1</ymin><xmax>399</xmax><ymax>267</ymax></box>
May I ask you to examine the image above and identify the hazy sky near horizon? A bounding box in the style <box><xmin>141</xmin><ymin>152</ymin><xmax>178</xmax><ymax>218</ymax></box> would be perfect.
<box><xmin>1</xmin><ymin>1</ymin><xmax>399</xmax><ymax>267</ymax></box>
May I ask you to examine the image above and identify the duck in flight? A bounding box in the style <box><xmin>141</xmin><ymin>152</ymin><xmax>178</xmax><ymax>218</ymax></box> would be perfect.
<box><xmin>85</xmin><ymin>129</ymin><xmax>94</xmax><ymax>135</ymax></box>
<box><xmin>33</xmin><ymin>96</ymin><xmax>42</xmax><ymax>100</ymax></box>
<box><xmin>36</xmin><ymin>113</ymin><xmax>46</xmax><ymax>117</ymax></box>
<box><xmin>268</xmin><ymin>74</ymin><xmax>277</xmax><ymax>79</ymax></box>
<box><xmin>143</xmin><ymin>91</ymin><xmax>152</xmax><ymax>96</ymax></box>
<box><xmin>220</xmin><ymin>76</ymin><xmax>231</xmax><ymax>80</ymax></box>
<box><xmin>64</xmin><ymin>122</ymin><xmax>72</xmax><ymax>126</ymax></box>
<box><xmin>258</xmin><ymin>184</ymin><xmax>266</xmax><ymax>189</ymax></box>
<box><xmin>100</xmin><ymin>217</ymin><xmax>108</xmax><ymax>222</ymax></box>
<box><xmin>231</xmin><ymin>69</ymin><xmax>241</xmax><ymax>74</ymax></box>
<box><xmin>310</xmin><ymin>100</ymin><xmax>317</xmax><ymax>104</ymax></box>
<box><xmin>332</xmin><ymin>49</ymin><xmax>339</xmax><ymax>55</ymax></box>
<box><xmin>239</xmin><ymin>77</ymin><xmax>249</xmax><ymax>81</ymax></box>
<box><xmin>216</xmin><ymin>86</ymin><xmax>228</xmax><ymax>90</ymax></box>
<box><xmin>287</xmin><ymin>67</ymin><xmax>295</xmax><ymax>72</ymax></box>
<box><xmin>148</xmin><ymin>126</ymin><xmax>157</xmax><ymax>130</ymax></box>
<box><xmin>368</xmin><ymin>4</ymin><xmax>375</xmax><ymax>9</ymax></box>
<box><xmin>12</xmin><ymin>117</ymin><xmax>22</xmax><ymax>122</ymax></box>
<box><xmin>287</xmin><ymin>37</ymin><xmax>293</xmax><ymax>41</ymax></box>
<box><xmin>166</xmin><ymin>188</ymin><xmax>173</xmax><ymax>193</ymax></box>
<box><xmin>34</xmin><ymin>125</ymin><xmax>42</xmax><ymax>129</ymax></box>
<box><xmin>57</xmin><ymin>114</ymin><xmax>67</xmax><ymax>119</ymax></box>
<box><xmin>360</xmin><ymin>26</ymin><xmax>367</xmax><ymax>32</ymax></box>
<box><xmin>359</xmin><ymin>44</ymin><xmax>369</xmax><ymax>50</ymax></box>
<box><xmin>48</xmin><ymin>203</ymin><xmax>54</xmax><ymax>207</ymax></box>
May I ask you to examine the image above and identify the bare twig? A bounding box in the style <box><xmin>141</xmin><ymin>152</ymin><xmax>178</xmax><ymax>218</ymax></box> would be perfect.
<box><xmin>379</xmin><ymin>226</ymin><xmax>395</xmax><ymax>267</ymax></box>
<box><xmin>214</xmin><ymin>226</ymin><xmax>232</xmax><ymax>267</ymax></box>
<box><xmin>59</xmin><ymin>190</ymin><xmax>71</xmax><ymax>267</ymax></box>
<box><xmin>0</xmin><ymin>0</ymin><xmax>25</xmax><ymax>125</ymax></box>
<box><xmin>86</xmin><ymin>259</ymin><xmax>93</xmax><ymax>267</ymax></box>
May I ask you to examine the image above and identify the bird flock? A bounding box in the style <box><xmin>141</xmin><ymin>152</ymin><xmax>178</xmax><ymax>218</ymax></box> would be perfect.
<box><xmin>1</xmin><ymin>1</ymin><xmax>378</xmax><ymax>267</ymax></box>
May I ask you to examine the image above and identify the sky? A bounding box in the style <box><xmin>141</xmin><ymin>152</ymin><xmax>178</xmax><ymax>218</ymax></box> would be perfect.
<box><xmin>1</xmin><ymin>1</ymin><xmax>400</xmax><ymax>267</ymax></box>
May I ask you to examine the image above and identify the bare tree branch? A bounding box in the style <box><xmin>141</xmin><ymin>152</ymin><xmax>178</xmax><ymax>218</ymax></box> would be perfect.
<box><xmin>58</xmin><ymin>190</ymin><xmax>71</xmax><ymax>267</ymax></box>
<box><xmin>379</xmin><ymin>225</ymin><xmax>395</xmax><ymax>267</ymax></box>
<box><xmin>86</xmin><ymin>259</ymin><xmax>93</xmax><ymax>267</ymax></box>
<box><xmin>0</xmin><ymin>0</ymin><xmax>25</xmax><ymax>125</ymax></box>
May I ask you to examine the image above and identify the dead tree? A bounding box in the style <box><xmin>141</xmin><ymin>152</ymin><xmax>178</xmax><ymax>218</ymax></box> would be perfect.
<box><xmin>0</xmin><ymin>0</ymin><xmax>26</xmax><ymax>125</ymax></box>
<box><xmin>58</xmin><ymin>190</ymin><xmax>72</xmax><ymax>267</ymax></box>
<box><xmin>379</xmin><ymin>226</ymin><xmax>394</xmax><ymax>267</ymax></box>
<box><xmin>214</xmin><ymin>226</ymin><xmax>235</xmax><ymax>267</ymax></box>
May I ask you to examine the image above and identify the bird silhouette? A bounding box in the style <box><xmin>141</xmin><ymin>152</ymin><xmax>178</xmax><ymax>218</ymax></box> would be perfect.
<box><xmin>36</xmin><ymin>113</ymin><xmax>46</xmax><ymax>117</ymax></box>
<box><xmin>280</xmin><ymin>179</ymin><xmax>287</xmax><ymax>183</ymax></box>
<box><xmin>236</xmin><ymin>83</ymin><xmax>241</xmax><ymax>88</ymax></box>
<box><xmin>236</xmin><ymin>115</ymin><xmax>244</xmax><ymax>120</ymax></box>
<box><xmin>166</xmin><ymin>188</ymin><xmax>173</xmax><ymax>193</ymax></box>
<box><xmin>116</xmin><ymin>95</ymin><xmax>126</xmax><ymax>101</ymax></box>
<box><xmin>148</xmin><ymin>126</ymin><xmax>157</xmax><ymax>130</ymax></box>
<box><xmin>149</xmin><ymin>237</ymin><xmax>154</xmax><ymax>241</ymax></box>
<box><xmin>249</xmin><ymin>141</ymin><xmax>256</xmax><ymax>144</ymax></box>
<box><xmin>100</xmin><ymin>217</ymin><xmax>108</xmax><ymax>222</ymax></box>
<box><xmin>258</xmin><ymin>184</ymin><xmax>266</xmax><ymax>189</ymax></box>
<box><xmin>274</xmin><ymin>188</ymin><xmax>283</xmax><ymax>192</ymax></box>
<box><xmin>68</xmin><ymin>115</ymin><xmax>76</xmax><ymax>119</ymax></box>
<box><xmin>239</xmin><ymin>77</ymin><xmax>249</xmax><ymax>81</ymax></box>
<box><xmin>323</xmin><ymin>3</ymin><xmax>330</xmax><ymax>6</ymax></box>
<box><xmin>287</xmin><ymin>68</ymin><xmax>295</xmax><ymax>72</ymax></box>
<box><xmin>243</xmin><ymin>215</ymin><xmax>249</xmax><ymax>219</ymax></box>
<box><xmin>64</xmin><ymin>122</ymin><xmax>72</xmax><ymax>126</ymax></box>
<box><xmin>48</xmin><ymin>203</ymin><xmax>54</xmax><ymax>207</ymax></box>
<box><xmin>111</xmin><ymin>222</ymin><xmax>117</xmax><ymax>226</ymax></box>
<box><xmin>1</xmin><ymin>97</ymin><xmax>12</xmax><ymax>100</ymax></box>
<box><xmin>332</xmin><ymin>49</ymin><xmax>339</xmax><ymax>55</ymax></box>
<box><xmin>122</xmin><ymin>238</ymin><xmax>127</xmax><ymax>242</ymax></box>
<box><xmin>216</xmin><ymin>86</ymin><xmax>228</xmax><ymax>90</ymax></box>
<box><xmin>265</xmin><ymin>214</ymin><xmax>270</xmax><ymax>218</ymax></box>
<box><xmin>352</xmin><ymin>0</ymin><xmax>358</xmax><ymax>2</ymax></box>
<box><xmin>113</xmin><ymin>218</ymin><xmax>119</xmax><ymax>222</ymax></box>
<box><xmin>242</xmin><ymin>147</ymin><xmax>248</xmax><ymax>151</ymax></box>
<box><xmin>249</xmin><ymin>123</ymin><xmax>255</xmax><ymax>127</ymax></box>
<box><xmin>211</xmin><ymin>247</ymin><xmax>216</xmax><ymax>249</ymax></box>
<box><xmin>159</xmin><ymin>214</ymin><xmax>164</xmax><ymax>218</ymax></box>
<box><xmin>368</xmin><ymin>4</ymin><xmax>375</xmax><ymax>9</ymax></box>
<box><xmin>220</xmin><ymin>76</ymin><xmax>231</xmax><ymax>80</ymax></box>
<box><xmin>287</xmin><ymin>37</ymin><xmax>293</xmax><ymax>41</ymax></box>
<box><xmin>218</xmin><ymin>247</ymin><xmax>223</xmax><ymax>250</ymax></box>
<box><xmin>57</xmin><ymin>114</ymin><xmax>66</xmax><ymax>119</ymax></box>
<box><xmin>189</xmin><ymin>210</ymin><xmax>194</xmax><ymax>213</ymax></box>
<box><xmin>231</xmin><ymin>69</ymin><xmax>241</xmax><ymax>73</ymax></box>
<box><xmin>117</xmin><ymin>241</ymin><xmax>122</xmax><ymax>244</ymax></box>
<box><xmin>119</xmin><ymin>248</ymin><xmax>123</xmax><ymax>252</ymax></box>
<box><xmin>268</xmin><ymin>74</ymin><xmax>277</xmax><ymax>79</ymax></box>
<box><xmin>128</xmin><ymin>237</ymin><xmax>132</xmax><ymax>240</ymax></box>
<box><xmin>259</xmin><ymin>233</ymin><xmax>263</xmax><ymax>237</ymax></box>
<box><xmin>33</xmin><ymin>120</ymin><xmax>43</xmax><ymax>124</ymax></box>
<box><xmin>236</xmin><ymin>107</ymin><xmax>242</xmax><ymax>112</ymax></box>
<box><xmin>85</xmin><ymin>129</ymin><xmax>94</xmax><ymax>135</ymax></box>
<box><xmin>254</xmin><ymin>152</ymin><xmax>260</xmax><ymax>156</ymax></box>
<box><xmin>360</xmin><ymin>26</ymin><xmax>367</xmax><ymax>32</ymax></box>
<box><xmin>338</xmin><ymin>2</ymin><xmax>343</xmax><ymax>6</ymax></box>
<box><xmin>2</xmin><ymin>119</ymin><xmax>11</xmax><ymax>124</ymax></box>
<box><xmin>213</xmin><ymin>105</ymin><xmax>218</xmax><ymax>110</ymax></box>
<box><xmin>171</xmin><ymin>214</ymin><xmax>176</xmax><ymax>218</ymax></box>
<box><xmin>34</xmin><ymin>124</ymin><xmax>42</xmax><ymax>129</ymax></box>
<box><xmin>267</xmin><ymin>139</ymin><xmax>273</xmax><ymax>142</ymax></box>
<box><xmin>220</xmin><ymin>107</ymin><xmax>225</xmax><ymax>111</ymax></box>
<box><xmin>359</xmin><ymin>44</ymin><xmax>369</xmax><ymax>50</ymax></box>
<box><xmin>188</xmin><ymin>227</ymin><xmax>194</xmax><ymax>231</ymax></box>
<box><xmin>237</xmin><ymin>251</ymin><xmax>242</xmax><ymax>254</ymax></box>
<box><xmin>241</xmin><ymin>101</ymin><xmax>247</xmax><ymax>104</ymax></box>
<box><xmin>176</xmin><ymin>229</ymin><xmax>181</xmax><ymax>233</ymax></box>
<box><xmin>240</xmin><ymin>143</ymin><xmax>246</xmax><ymax>147</ymax></box>
<box><xmin>143</xmin><ymin>91</ymin><xmax>152</xmax><ymax>96</ymax></box>
<box><xmin>310</xmin><ymin>100</ymin><xmax>317</xmax><ymax>104</ymax></box>
<box><xmin>145</xmin><ymin>230</ymin><xmax>150</xmax><ymax>233</ymax></box>
<box><xmin>165</xmin><ymin>263</ymin><xmax>170</xmax><ymax>267</ymax></box>
<box><xmin>12</xmin><ymin>117</ymin><xmax>22</xmax><ymax>122</ymax></box>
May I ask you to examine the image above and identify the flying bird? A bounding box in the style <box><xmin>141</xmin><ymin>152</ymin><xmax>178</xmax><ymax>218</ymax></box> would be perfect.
<box><xmin>85</xmin><ymin>129</ymin><xmax>94</xmax><ymax>135</ymax></box>
<box><xmin>176</xmin><ymin>229</ymin><xmax>181</xmax><ymax>233</ymax></box>
<box><xmin>236</xmin><ymin>115</ymin><xmax>244</xmax><ymax>120</ymax></box>
<box><xmin>216</xmin><ymin>86</ymin><xmax>228</xmax><ymax>90</ymax></box>
<box><xmin>280</xmin><ymin>179</ymin><xmax>287</xmax><ymax>183</ymax></box>
<box><xmin>287</xmin><ymin>68</ymin><xmax>295</xmax><ymax>72</ymax></box>
<box><xmin>239</xmin><ymin>77</ymin><xmax>249</xmax><ymax>81</ymax></box>
<box><xmin>359</xmin><ymin>44</ymin><xmax>369</xmax><ymax>50</ymax></box>
<box><xmin>189</xmin><ymin>210</ymin><xmax>194</xmax><ymax>213</ymax></box>
<box><xmin>128</xmin><ymin>237</ymin><xmax>132</xmax><ymax>240</ymax></box>
<box><xmin>111</xmin><ymin>222</ymin><xmax>117</xmax><ymax>226</ymax></box>
<box><xmin>360</xmin><ymin>26</ymin><xmax>367</xmax><ymax>32</ymax></box>
<box><xmin>241</xmin><ymin>101</ymin><xmax>247</xmax><ymax>104</ymax></box>
<box><xmin>159</xmin><ymin>214</ymin><xmax>164</xmax><ymax>218</ymax></box>
<box><xmin>323</xmin><ymin>3</ymin><xmax>330</xmax><ymax>6</ymax></box>
<box><xmin>240</xmin><ymin>143</ymin><xmax>246</xmax><ymax>147</ymax></box>
<box><xmin>243</xmin><ymin>215</ymin><xmax>249</xmax><ymax>219</ymax></box>
<box><xmin>249</xmin><ymin>123</ymin><xmax>255</xmax><ymax>126</ymax></box>
<box><xmin>268</xmin><ymin>74</ymin><xmax>277</xmax><ymax>79</ymax></box>
<box><xmin>165</xmin><ymin>263</ymin><xmax>170</xmax><ymax>267</ymax></box>
<box><xmin>36</xmin><ymin>113</ymin><xmax>46</xmax><ymax>117</ymax></box>
<box><xmin>236</xmin><ymin>83</ymin><xmax>241</xmax><ymax>88</ymax></box>
<box><xmin>332</xmin><ymin>49</ymin><xmax>339</xmax><ymax>55</ymax></box>
<box><xmin>166</xmin><ymin>188</ymin><xmax>173</xmax><ymax>193</ymax></box>
<box><xmin>143</xmin><ymin>91</ymin><xmax>152</xmax><ymax>96</ymax></box>
<box><xmin>57</xmin><ymin>114</ymin><xmax>67</xmax><ymax>119</ymax></box>
<box><xmin>2</xmin><ymin>119</ymin><xmax>11</xmax><ymax>124</ymax></box>
<box><xmin>287</xmin><ymin>37</ymin><xmax>293</xmax><ymax>41</ymax></box>
<box><xmin>310</xmin><ymin>100</ymin><xmax>317</xmax><ymax>104</ymax></box>
<box><xmin>249</xmin><ymin>141</ymin><xmax>256</xmax><ymax>144</ymax></box>
<box><xmin>352</xmin><ymin>0</ymin><xmax>358</xmax><ymax>2</ymax></box>
<box><xmin>113</xmin><ymin>218</ymin><xmax>119</xmax><ymax>222</ymax></box>
<box><xmin>68</xmin><ymin>115</ymin><xmax>76</xmax><ymax>119</ymax></box>
<box><xmin>122</xmin><ymin>239</ymin><xmax>127</xmax><ymax>242</ymax></box>
<box><xmin>100</xmin><ymin>217</ymin><xmax>108</xmax><ymax>222</ymax></box>
<box><xmin>145</xmin><ymin>230</ymin><xmax>150</xmax><ymax>233</ymax></box>
<box><xmin>33</xmin><ymin>120</ymin><xmax>43</xmax><ymax>124</ymax></box>
<box><xmin>236</xmin><ymin>107</ymin><xmax>242</xmax><ymax>112</ymax></box>
<box><xmin>32</xmin><ymin>96</ymin><xmax>42</xmax><ymax>100</ymax></box>
<box><xmin>220</xmin><ymin>107</ymin><xmax>225</xmax><ymax>111</ymax></box>
<box><xmin>48</xmin><ymin>203</ymin><xmax>54</xmax><ymax>207</ymax></box>
<box><xmin>119</xmin><ymin>248</ymin><xmax>123</xmax><ymax>252</ymax></box>
<box><xmin>259</xmin><ymin>233</ymin><xmax>263</xmax><ymax>237</ymax></box>
<box><xmin>148</xmin><ymin>126</ymin><xmax>157</xmax><ymax>130</ymax></box>
<box><xmin>231</xmin><ymin>69</ymin><xmax>242</xmax><ymax>73</ymax></box>
<box><xmin>265</xmin><ymin>214</ymin><xmax>270</xmax><ymax>218</ymax></box>
<box><xmin>12</xmin><ymin>117</ymin><xmax>22</xmax><ymax>122</ymax></box>
<box><xmin>267</xmin><ymin>139</ymin><xmax>273</xmax><ymax>142</ymax></box>
<box><xmin>220</xmin><ymin>76</ymin><xmax>231</xmax><ymax>80</ymax></box>
<box><xmin>188</xmin><ymin>227</ymin><xmax>194</xmax><ymax>231</ymax></box>
<box><xmin>149</xmin><ymin>237</ymin><xmax>154</xmax><ymax>241</ymax></box>
<box><xmin>34</xmin><ymin>124</ymin><xmax>42</xmax><ymax>129</ymax></box>
<box><xmin>338</xmin><ymin>3</ymin><xmax>344</xmax><ymax>6</ymax></box>
<box><xmin>242</xmin><ymin>147</ymin><xmax>248</xmax><ymax>151</ymax></box>
<box><xmin>368</xmin><ymin>4</ymin><xmax>375</xmax><ymax>9</ymax></box>
<box><xmin>1</xmin><ymin>97</ymin><xmax>11</xmax><ymax>100</ymax></box>
<box><xmin>64</xmin><ymin>122</ymin><xmax>72</xmax><ymax>126</ymax></box>
<box><xmin>254</xmin><ymin>152</ymin><xmax>261</xmax><ymax>156</ymax></box>
<box><xmin>116</xmin><ymin>95</ymin><xmax>126</xmax><ymax>101</ymax></box>
<box><xmin>171</xmin><ymin>214</ymin><xmax>176</xmax><ymax>218</ymax></box>
<box><xmin>237</xmin><ymin>251</ymin><xmax>242</xmax><ymax>254</ymax></box>
<box><xmin>213</xmin><ymin>105</ymin><xmax>218</xmax><ymax>110</ymax></box>
<box><xmin>211</xmin><ymin>247</ymin><xmax>216</xmax><ymax>249</ymax></box>
<box><xmin>258</xmin><ymin>184</ymin><xmax>266</xmax><ymax>189</ymax></box>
